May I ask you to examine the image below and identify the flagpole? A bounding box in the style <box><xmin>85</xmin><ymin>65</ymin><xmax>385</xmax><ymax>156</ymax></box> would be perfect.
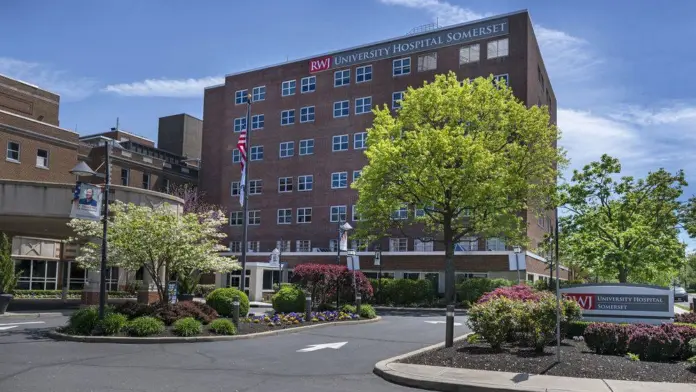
<box><xmin>239</xmin><ymin>94</ymin><xmax>252</xmax><ymax>294</ymax></box>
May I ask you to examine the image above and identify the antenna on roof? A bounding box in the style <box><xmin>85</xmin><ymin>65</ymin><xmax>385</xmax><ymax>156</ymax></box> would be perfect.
<box><xmin>408</xmin><ymin>21</ymin><xmax>440</xmax><ymax>35</ymax></box>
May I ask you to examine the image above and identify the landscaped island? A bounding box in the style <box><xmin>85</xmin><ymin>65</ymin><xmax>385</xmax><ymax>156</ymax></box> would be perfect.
<box><xmin>55</xmin><ymin>286</ymin><xmax>377</xmax><ymax>340</ymax></box>
<box><xmin>402</xmin><ymin>284</ymin><xmax>696</xmax><ymax>384</ymax></box>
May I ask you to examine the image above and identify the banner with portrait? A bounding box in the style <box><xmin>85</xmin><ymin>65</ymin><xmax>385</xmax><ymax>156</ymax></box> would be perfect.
<box><xmin>70</xmin><ymin>182</ymin><xmax>103</xmax><ymax>221</ymax></box>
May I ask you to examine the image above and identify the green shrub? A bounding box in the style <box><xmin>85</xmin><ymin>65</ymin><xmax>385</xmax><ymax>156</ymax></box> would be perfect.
<box><xmin>566</xmin><ymin>321</ymin><xmax>591</xmax><ymax>338</ymax></box>
<box><xmin>359</xmin><ymin>304</ymin><xmax>376</xmax><ymax>319</ymax></box>
<box><xmin>114</xmin><ymin>301</ymin><xmax>156</xmax><ymax>319</ymax></box>
<box><xmin>67</xmin><ymin>306</ymin><xmax>101</xmax><ymax>335</ymax></box>
<box><xmin>172</xmin><ymin>317</ymin><xmax>202</xmax><ymax>337</ymax></box>
<box><xmin>271</xmin><ymin>285</ymin><xmax>305</xmax><ymax>313</ymax></box>
<box><xmin>377</xmin><ymin>279</ymin><xmax>433</xmax><ymax>305</ymax></box>
<box><xmin>467</xmin><ymin>296</ymin><xmax>522</xmax><ymax>350</ymax></box>
<box><xmin>208</xmin><ymin>319</ymin><xmax>237</xmax><ymax>335</ymax></box>
<box><xmin>627</xmin><ymin>352</ymin><xmax>640</xmax><ymax>362</ymax></box>
<box><xmin>96</xmin><ymin>313</ymin><xmax>128</xmax><ymax>336</ymax></box>
<box><xmin>126</xmin><ymin>316</ymin><xmax>165</xmax><ymax>337</ymax></box>
<box><xmin>456</xmin><ymin>278</ymin><xmax>512</xmax><ymax>303</ymax></box>
<box><xmin>466</xmin><ymin>333</ymin><xmax>481</xmax><ymax>344</ymax></box>
<box><xmin>518</xmin><ymin>292</ymin><xmax>558</xmax><ymax>352</ymax></box>
<box><xmin>689</xmin><ymin>338</ymin><xmax>696</xmax><ymax>356</ymax></box>
<box><xmin>460</xmin><ymin>300</ymin><xmax>472</xmax><ymax>309</ymax></box>
<box><xmin>206</xmin><ymin>288</ymin><xmax>249</xmax><ymax>317</ymax></box>
<box><xmin>194</xmin><ymin>284</ymin><xmax>216</xmax><ymax>298</ymax></box>
<box><xmin>341</xmin><ymin>304</ymin><xmax>357</xmax><ymax>314</ymax></box>
<box><xmin>584</xmin><ymin>323</ymin><xmax>635</xmax><ymax>355</ymax></box>
<box><xmin>688</xmin><ymin>356</ymin><xmax>696</xmax><ymax>366</ymax></box>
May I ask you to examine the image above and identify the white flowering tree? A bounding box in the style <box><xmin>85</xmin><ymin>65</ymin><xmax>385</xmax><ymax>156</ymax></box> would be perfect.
<box><xmin>68</xmin><ymin>201</ymin><xmax>237</xmax><ymax>302</ymax></box>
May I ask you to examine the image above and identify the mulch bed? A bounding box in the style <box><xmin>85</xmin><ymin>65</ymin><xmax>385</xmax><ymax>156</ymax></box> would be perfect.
<box><xmin>402</xmin><ymin>339</ymin><xmax>696</xmax><ymax>383</ymax></box>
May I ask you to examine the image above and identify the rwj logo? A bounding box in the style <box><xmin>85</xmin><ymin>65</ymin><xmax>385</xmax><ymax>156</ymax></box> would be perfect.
<box><xmin>564</xmin><ymin>293</ymin><xmax>596</xmax><ymax>310</ymax></box>
<box><xmin>309</xmin><ymin>56</ymin><xmax>332</xmax><ymax>73</ymax></box>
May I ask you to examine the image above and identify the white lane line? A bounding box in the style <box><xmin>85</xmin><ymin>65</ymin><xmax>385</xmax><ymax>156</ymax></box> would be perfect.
<box><xmin>0</xmin><ymin>321</ymin><xmax>46</xmax><ymax>326</ymax></box>
<box><xmin>0</xmin><ymin>326</ymin><xmax>18</xmax><ymax>331</ymax></box>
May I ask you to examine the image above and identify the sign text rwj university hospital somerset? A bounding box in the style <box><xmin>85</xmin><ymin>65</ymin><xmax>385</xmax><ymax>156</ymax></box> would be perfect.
<box><xmin>309</xmin><ymin>18</ymin><xmax>509</xmax><ymax>73</ymax></box>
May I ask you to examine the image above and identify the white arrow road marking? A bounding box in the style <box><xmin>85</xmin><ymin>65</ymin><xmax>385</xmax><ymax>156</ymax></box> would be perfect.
<box><xmin>424</xmin><ymin>321</ymin><xmax>462</xmax><ymax>326</ymax></box>
<box><xmin>296</xmin><ymin>342</ymin><xmax>348</xmax><ymax>352</ymax></box>
<box><xmin>0</xmin><ymin>326</ymin><xmax>18</xmax><ymax>331</ymax></box>
<box><xmin>0</xmin><ymin>321</ymin><xmax>45</xmax><ymax>326</ymax></box>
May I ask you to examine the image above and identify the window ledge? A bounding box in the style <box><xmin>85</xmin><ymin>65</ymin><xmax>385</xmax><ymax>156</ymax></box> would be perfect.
<box><xmin>6</xmin><ymin>158</ymin><xmax>20</xmax><ymax>164</ymax></box>
<box><xmin>36</xmin><ymin>165</ymin><xmax>49</xmax><ymax>170</ymax></box>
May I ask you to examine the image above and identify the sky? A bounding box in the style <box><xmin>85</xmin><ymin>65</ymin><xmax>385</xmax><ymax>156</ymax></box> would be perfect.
<box><xmin>3</xmin><ymin>0</ymin><xmax>696</xmax><ymax>244</ymax></box>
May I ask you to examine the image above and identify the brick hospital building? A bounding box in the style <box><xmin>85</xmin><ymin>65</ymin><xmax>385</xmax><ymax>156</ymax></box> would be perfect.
<box><xmin>200</xmin><ymin>10</ymin><xmax>569</xmax><ymax>300</ymax></box>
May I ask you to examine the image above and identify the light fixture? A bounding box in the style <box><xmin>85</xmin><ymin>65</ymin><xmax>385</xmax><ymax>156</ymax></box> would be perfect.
<box><xmin>69</xmin><ymin>161</ymin><xmax>96</xmax><ymax>177</ymax></box>
<box><xmin>340</xmin><ymin>222</ymin><xmax>353</xmax><ymax>231</ymax></box>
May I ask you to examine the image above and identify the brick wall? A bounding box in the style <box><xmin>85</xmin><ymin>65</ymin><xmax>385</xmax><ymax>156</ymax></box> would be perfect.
<box><xmin>0</xmin><ymin>75</ymin><xmax>60</xmax><ymax>126</ymax></box>
<box><xmin>0</xmin><ymin>112</ymin><xmax>78</xmax><ymax>183</ymax></box>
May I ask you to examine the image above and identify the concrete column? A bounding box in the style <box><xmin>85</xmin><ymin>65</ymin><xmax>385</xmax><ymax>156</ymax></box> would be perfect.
<box><xmin>81</xmin><ymin>268</ymin><xmax>103</xmax><ymax>306</ymax></box>
<box><xmin>137</xmin><ymin>268</ymin><xmax>161</xmax><ymax>304</ymax></box>
<box><xmin>249</xmin><ymin>266</ymin><xmax>263</xmax><ymax>302</ymax></box>
<box><xmin>215</xmin><ymin>272</ymin><xmax>224</xmax><ymax>288</ymax></box>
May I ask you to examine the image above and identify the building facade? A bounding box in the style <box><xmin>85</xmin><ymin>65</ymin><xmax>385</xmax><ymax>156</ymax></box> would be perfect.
<box><xmin>0</xmin><ymin>75</ymin><xmax>200</xmax><ymax>296</ymax></box>
<box><xmin>201</xmin><ymin>10</ymin><xmax>568</xmax><ymax>301</ymax></box>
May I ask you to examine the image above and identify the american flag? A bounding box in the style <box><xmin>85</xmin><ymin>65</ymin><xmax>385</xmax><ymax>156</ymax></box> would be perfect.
<box><xmin>237</xmin><ymin>129</ymin><xmax>247</xmax><ymax>206</ymax></box>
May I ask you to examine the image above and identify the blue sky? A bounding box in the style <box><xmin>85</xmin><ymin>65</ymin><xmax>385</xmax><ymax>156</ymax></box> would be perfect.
<box><xmin>3</xmin><ymin>0</ymin><xmax>696</xmax><ymax>244</ymax></box>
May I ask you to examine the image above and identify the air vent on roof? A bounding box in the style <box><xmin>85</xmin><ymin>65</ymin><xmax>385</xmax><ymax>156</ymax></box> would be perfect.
<box><xmin>408</xmin><ymin>21</ymin><xmax>439</xmax><ymax>35</ymax></box>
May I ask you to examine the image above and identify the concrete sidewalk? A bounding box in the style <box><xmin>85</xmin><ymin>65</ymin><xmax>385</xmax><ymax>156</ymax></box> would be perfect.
<box><xmin>0</xmin><ymin>311</ymin><xmax>72</xmax><ymax>319</ymax></box>
<box><xmin>374</xmin><ymin>336</ymin><xmax>696</xmax><ymax>392</ymax></box>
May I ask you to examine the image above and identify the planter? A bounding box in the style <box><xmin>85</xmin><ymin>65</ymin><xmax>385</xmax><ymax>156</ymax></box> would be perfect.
<box><xmin>0</xmin><ymin>293</ymin><xmax>13</xmax><ymax>315</ymax></box>
<box><xmin>178</xmin><ymin>294</ymin><xmax>194</xmax><ymax>302</ymax></box>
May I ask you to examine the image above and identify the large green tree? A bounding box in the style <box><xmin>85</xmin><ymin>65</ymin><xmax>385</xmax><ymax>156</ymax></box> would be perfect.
<box><xmin>353</xmin><ymin>73</ymin><xmax>564</xmax><ymax>303</ymax></box>
<box><xmin>68</xmin><ymin>202</ymin><xmax>238</xmax><ymax>302</ymax></box>
<box><xmin>560</xmin><ymin>155</ymin><xmax>686</xmax><ymax>284</ymax></box>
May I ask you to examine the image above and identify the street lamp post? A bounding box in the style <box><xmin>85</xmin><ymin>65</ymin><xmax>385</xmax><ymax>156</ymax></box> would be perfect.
<box><xmin>347</xmin><ymin>249</ymin><xmax>357</xmax><ymax>306</ymax></box>
<box><xmin>374</xmin><ymin>245</ymin><xmax>382</xmax><ymax>304</ymax></box>
<box><xmin>336</xmin><ymin>221</ymin><xmax>352</xmax><ymax>307</ymax></box>
<box><xmin>69</xmin><ymin>141</ymin><xmax>112</xmax><ymax>320</ymax></box>
<box><xmin>513</xmin><ymin>245</ymin><xmax>522</xmax><ymax>284</ymax></box>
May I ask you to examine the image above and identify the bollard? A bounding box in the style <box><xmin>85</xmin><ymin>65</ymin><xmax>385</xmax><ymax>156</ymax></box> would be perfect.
<box><xmin>232</xmin><ymin>296</ymin><xmax>240</xmax><ymax>328</ymax></box>
<box><xmin>305</xmin><ymin>296</ymin><xmax>312</xmax><ymax>322</ymax></box>
<box><xmin>445</xmin><ymin>304</ymin><xmax>455</xmax><ymax>348</ymax></box>
<box><xmin>356</xmin><ymin>294</ymin><xmax>362</xmax><ymax>316</ymax></box>
<box><xmin>692</xmin><ymin>297</ymin><xmax>696</xmax><ymax>312</ymax></box>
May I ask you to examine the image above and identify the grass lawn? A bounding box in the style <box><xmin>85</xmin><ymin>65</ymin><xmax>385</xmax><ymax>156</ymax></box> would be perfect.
<box><xmin>675</xmin><ymin>303</ymin><xmax>690</xmax><ymax>311</ymax></box>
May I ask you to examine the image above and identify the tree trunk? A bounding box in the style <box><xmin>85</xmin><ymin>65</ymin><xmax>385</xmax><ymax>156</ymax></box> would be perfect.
<box><xmin>618</xmin><ymin>267</ymin><xmax>628</xmax><ymax>283</ymax></box>
<box><xmin>443</xmin><ymin>219</ymin><xmax>455</xmax><ymax>305</ymax></box>
<box><xmin>163</xmin><ymin>261</ymin><xmax>171</xmax><ymax>304</ymax></box>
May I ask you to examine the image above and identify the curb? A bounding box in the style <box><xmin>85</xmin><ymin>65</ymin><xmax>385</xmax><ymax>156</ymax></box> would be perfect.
<box><xmin>374</xmin><ymin>333</ymin><xmax>696</xmax><ymax>392</ymax></box>
<box><xmin>374</xmin><ymin>333</ymin><xmax>473</xmax><ymax>391</ymax></box>
<box><xmin>47</xmin><ymin>316</ymin><xmax>381</xmax><ymax>344</ymax></box>
<box><xmin>0</xmin><ymin>311</ymin><xmax>72</xmax><ymax>319</ymax></box>
<box><xmin>373</xmin><ymin>306</ymin><xmax>467</xmax><ymax>314</ymax></box>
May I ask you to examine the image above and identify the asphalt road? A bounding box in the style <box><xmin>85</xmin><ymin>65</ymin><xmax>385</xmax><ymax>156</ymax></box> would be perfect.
<box><xmin>0</xmin><ymin>311</ymin><xmax>470</xmax><ymax>392</ymax></box>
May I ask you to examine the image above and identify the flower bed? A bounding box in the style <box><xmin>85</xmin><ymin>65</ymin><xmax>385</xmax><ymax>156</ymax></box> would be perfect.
<box><xmin>57</xmin><ymin>304</ymin><xmax>368</xmax><ymax>339</ymax></box>
<box><xmin>401</xmin><ymin>284</ymin><xmax>696</xmax><ymax>383</ymax></box>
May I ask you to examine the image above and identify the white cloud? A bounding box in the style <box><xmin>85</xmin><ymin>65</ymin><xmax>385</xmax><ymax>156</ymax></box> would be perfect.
<box><xmin>608</xmin><ymin>104</ymin><xmax>696</xmax><ymax>127</ymax></box>
<box><xmin>0</xmin><ymin>57</ymin><xmax>98</xmax><ymax>101</ymax></box>
<box><xmin>378</xmin><ymin>0</ymin><xmax>597</xmax><ymax>83</ymax></box>
<box><xmin>102</xmin><ymin>76</ymin><xmax>224</xmax><ymax>98</ymax></box>
<box><xmin>379</xmin><ymin>0</ymin><xmax>489</xmax><ymax>25</ymax></box>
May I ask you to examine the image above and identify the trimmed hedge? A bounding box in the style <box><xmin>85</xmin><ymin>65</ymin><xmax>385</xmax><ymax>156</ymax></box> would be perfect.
<box><xmin>206</xmin><ymin>288</ymin><xmax>250</xmax><ymax>317</ymax></box>
<box><xmin>566</xmin><ymin>321</ymin><xmax>591</xmax><ymax>338</ymax></box>
<box><xmin>126</xmin><ymin>316</ymin><xmax>164</xmax><ymax>337</ymax></box>
<box><xmin>370</xmin><ymin>278</ymin><xmax>433</xmax><ymax>305</ymax></box>
<box><xmin>172</xmin><ymin>317</ymin><xmax>202</xmax><ymax>337</ymax></box>
<box><xmin>97</xmin><ymin>313</ymin><xmax>128</xmax><ymax>335</ymax></box>
<box><xmin>583</xmin><ymin>322</ymin><xmax>696</xmax><ymax>360</ymax></box>
<box><xmin>358</xmin><ymin>304</ymin><xmax>376</xmax><ymax>319</ymax></box>
<box><xmin>113</xmin><ymin>302</ymin><xmax>156</xmax><ymax>319</ymax></box>
<box><xmin>272</xmin><ymin>285</ymin><xmax>305</xmax><ymax>313</ymax></box>
<box><xmin>67</xmin><ymin>306</ymin><xmax>102</xmax><ymax>335</ymax></box>
<box><xmin>456</xmin><ymin>278</ymin><xmax>513</xmax><ymax>303</ymax></box>
<box><xmin>208</xmin><ymin>319</ymin><xmax>237</xmax><ymax>335</ymax></box>
<box><xmin>151</xmin><ymin>302</ymin><xmax>218</xmax><ymax>325</ymax></box>
<box><xmin>676</xmin><ymin>313</ymin><xmax>696</xmax><ymax>324</ymax></box>
<box><xmin>12</xmin><ymin>290</ymin><xmax>134</xmax><ymax>299</ymax></box>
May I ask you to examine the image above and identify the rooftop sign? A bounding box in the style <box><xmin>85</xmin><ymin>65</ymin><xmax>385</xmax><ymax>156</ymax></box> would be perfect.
<box><xmin>309</xmin><ymin>18</ymin><xmax>509</xmax><ymax>73</ymax></box>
